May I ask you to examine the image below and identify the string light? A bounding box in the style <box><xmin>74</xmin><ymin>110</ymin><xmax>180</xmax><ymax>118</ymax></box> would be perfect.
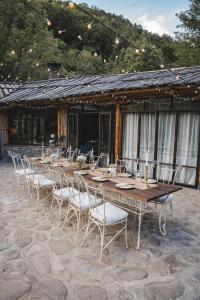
<box><xmin>47</xmin><ymin>19</ymin><xmax>51</xmax><ymax>26</ymax></box>
<box><xmin>135</xmin><ymin>49</ymin><xmax>140</xmax><ymax>54</ymax></box>
<box><xmin>87</xmin><ymin>22</ymin><xmax>93</xmax><ymax>30</ymax></box>
<box><xmin>10</xmin><ymin>50</ymin><xmax>16</xmax><ymax>55</ymax></box>
<box><xmin>68</xmin><ymin>2</ymin><xmax>75</xmax><ymax>9</ymax></box>
<box><xmin>36</xmin><ymin>62</ymin><xmax>39</xmax><ymax>67</ymax></box>
<box><xmin>115</xmin><ymin>37</ymin><xmax>120</xmax><ymax>45</ymax></box>
<box><xmin>94</xmin><ymin>52</ymin><xmax>98</xmax><ymax>57</ymax></box>
<box><xmin>160</xmin><ymin>64</ymin><xmax>164</xmax><ymax>69</ymax></box>
<box><xmin>141</xmin><ymin>48</ymin><xmax>145</xmax><ymax>53</ymax></box>
<box><xmin>77</xmin><ymin>35</ymin><xmax>83</xmax><ymax>40</ymax></box>
<box><xmin>28</xmin><ymin>49</ymin><xmax>33</xmax><ymax>53</ymax></box>
<box><xmin>176</xmin><ymin>75</ymin><xmax>180</xmax><ymax>80</ymax></box>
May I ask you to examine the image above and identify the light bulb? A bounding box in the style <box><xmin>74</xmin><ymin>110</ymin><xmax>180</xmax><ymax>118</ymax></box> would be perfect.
<box><xmin>10</xmin><ymin>50</ymin><xmax>16</xmax><ymax>55</ymax></box>
<box><xmin>176</xmin><ymin>75</ymin><xmax>180</xmax><ymax>80</ymax></box>
<box><xmin>94</xmin><ymin>52</ymin><xmax>98</xmax><ymax>57</ymax></box>
<box><xmin>87</xmin><ymin>23</ymin><xmax>92</xmax><ymax>30</ymax></box>
<box><xmin>135</xmin><ymin>49</ymin><xmax>140</xmax><ymax>54</ymax></box>
<box><xmin>115</xmin><ymin>37</ymin><xmax>120</xmax><ymax>45</ymax></box>
<box><xmin>47</xmin><ymin>19</ymin><xmax>51</xmax><ymax>26</ymax></box>
<box><xmin>36</xmin><ymin>62</ymin><xmax>39</xmax><ymax>67</ymax></box>
<box><xmin>69</xmin><ymin>2</ymin><xmax>75</xmax><ymax>9</ymax></box>
<box><xmin>141</xmin><ymin>48</ymin><xmax>145</xmax><ymax>53</ymax></box>
<box><xmin>28</xmin><ymin>49</ymin><xmax>33</xmax><ymax>53</ymax></box>
<box><xmin>160</xmin><ymin>64</ymin><xmax>164</xmax><ymax>69</ymax></box>
<box><xmin>78</xmin><ymin>35</ymin><xmax>83</xmax><ymax>40</ymax></box>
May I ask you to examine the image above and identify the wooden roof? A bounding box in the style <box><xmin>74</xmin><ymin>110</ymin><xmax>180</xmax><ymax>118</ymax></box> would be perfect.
<box><xmin>0</xmin><ymin>66</ymin><xmax>200</xmax><ymax>106</ymax></box>
<box><xmin>0</xmin><ymin>82</ymin><xmax>20</xmax><ymax>100</ymax></box>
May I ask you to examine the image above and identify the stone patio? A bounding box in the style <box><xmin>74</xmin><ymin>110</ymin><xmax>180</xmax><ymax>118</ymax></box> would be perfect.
<box><xmin>0</xmin><ymin>162</ymin><xmax>200</xmax><ymax>300</ymax></box>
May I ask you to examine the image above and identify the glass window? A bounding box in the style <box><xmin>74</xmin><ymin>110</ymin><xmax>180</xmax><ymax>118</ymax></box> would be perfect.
<box><xmin>176</xmin><ymin>113</ymin><xmax>200</xmax><ymax>185</ymax></box>
<box><xmin>99</xmin><ymin>113</ymin><xmax>111</xmax><ymax>153</ymax></box>
<box><xmin>9</xmin><ymin>109</ymin><xmax>57</xmax><ymax>145</ymax></box>
<box><xmin>68</xmin><ymin>114</ymin><xmax>78</xmax><ymax>149</ymax></box>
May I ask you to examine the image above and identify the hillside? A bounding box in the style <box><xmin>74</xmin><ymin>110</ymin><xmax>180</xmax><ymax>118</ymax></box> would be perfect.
<box><xmin>0</xmin><ymin>0</ymin><xmax>187</xmax><ymax>82</ymax></box>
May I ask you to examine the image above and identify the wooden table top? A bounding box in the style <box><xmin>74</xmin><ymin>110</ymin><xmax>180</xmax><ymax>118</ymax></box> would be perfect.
<box><xmin>29</xmin><ymin>158</ymin><xmax>182</xmax><ymax>203</ymax></box>
<box><xmin>82</xmin><ymin>174</ymin><xmax>182</xmax><ymax>203</ymax></box>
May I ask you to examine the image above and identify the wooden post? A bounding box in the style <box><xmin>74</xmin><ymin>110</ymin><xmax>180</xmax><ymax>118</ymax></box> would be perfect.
<box><xmin>57</xmin><ymin>109</ymin><xmax>62</xmax><ymax>141</ymax></box>
<box><xmin>57</xmin><ymin>107</ymin><xmax>68</xmax><ymax>147</ymax></box>
<box><xmin>115</xmin><ymin>104</ymin><xmax>121</xmax><ymax>162</ymax></box>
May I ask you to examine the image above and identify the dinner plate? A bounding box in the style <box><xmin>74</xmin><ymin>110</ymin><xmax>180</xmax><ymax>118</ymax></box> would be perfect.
<box><xmin>92</xmin><ymin>176</ymin><xmax>108</xmax><ymax>182</ymax></box>
<box><xmin>41</xmin><ymin>160</ymin><xmax>51</xmax><ymax>164</ymax></box>
<box><xmin>119</xmin><ymin>173</ymin><xmax>132</xmax><ymax>178</ymax></box>
<box><xmin>115</xmin><ymin>183</ymin><xmax>135</xmax><ymax>189</ymax></box>
<box><xmin>142</xmin><ymin>178</ymin><xmax>157</xmax><ymax>184</ymax></box>
<box><xmin>98</xmin><ymin>168</ymin><xmax>109</xmax><ymax>173</ymax></box>
<box><xmin>74</xmin><ymin>170</ymin><xmax>89</xmax><ymax>175</ymax></box>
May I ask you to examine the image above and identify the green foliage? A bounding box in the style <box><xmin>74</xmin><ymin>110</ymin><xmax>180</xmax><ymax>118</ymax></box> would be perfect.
<box><xmin>0</xmin><ymin>0</ymin><xmax>194</xmax><ymax>82</ymax></box>
<box><xmin>175</xmin><ymin>0</ymin><xmax>200</xmax><ymax>66</ymax></box>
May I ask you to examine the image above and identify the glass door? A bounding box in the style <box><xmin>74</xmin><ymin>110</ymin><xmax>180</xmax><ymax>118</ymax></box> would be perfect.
<box><xmin>99</xmin><ymin>112</ymin><xmax>111</xmax><ymax>154</ymax></box>
<box><xmin>68</xmin><ymin>113</ymin><xmax>78</xmax><ymax>149</ymax></box>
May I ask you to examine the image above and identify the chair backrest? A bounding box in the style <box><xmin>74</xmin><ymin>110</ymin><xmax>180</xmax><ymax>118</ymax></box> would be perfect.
<box><xmin>157</xmin><ymin>163</ymin><xmax>182</xmax><ymax>185</ymax></box>
<box><xmin>74</xmin><ymin>173</ymin><xmax>104</xmax><ymax>212</ymax></box>
<box><xmin>71</xmin><ymin>148</ymin><xmax>79</xmax><ymax>162</ymax></box>
<box><xmin>137</xmin><ymin>160</ymin><xmax>157</xmax><ymax>178</ymax></box>
<box><xmin>116</xmin><ymin>159</ymin><xmax>133</xmax><ymax>174</ymax></box>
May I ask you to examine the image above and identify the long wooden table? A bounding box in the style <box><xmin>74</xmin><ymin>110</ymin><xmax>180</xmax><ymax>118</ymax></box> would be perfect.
<box><xmin>30</xmin><ymin>158</ymin><xmax>182</xmax><ymax>249</ymax></box>
<box><xmin>66</xmin><ymin>169</ymin><xmax>181</xmax><ymax>249</ymax></box>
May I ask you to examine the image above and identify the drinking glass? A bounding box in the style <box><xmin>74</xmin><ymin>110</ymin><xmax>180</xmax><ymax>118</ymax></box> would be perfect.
<box><xmin>135</xmin><ymin>172</ymin><xmax>141</xmax><ymax>181</ymax></box>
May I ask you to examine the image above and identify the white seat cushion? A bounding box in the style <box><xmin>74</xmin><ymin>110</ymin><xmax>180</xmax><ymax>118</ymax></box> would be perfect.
<box><xmin>33</xmin><ymin>177</ymin><xmax>55</xmax><ymax>188</ymax></box>
<box><xmin>158</xmin><ymin>194</ymin><xmax>174</xmax><ymax>202</ymax></box>
<box><xmin>15</xmin><ymin>168</ymin><xmax>35</xmax><ymax>176</ymax></box>
<box><xmin>53</xmin><ymin>187</ymin><xmax>79</xmax><ymax>201</ymax></box>
<box><xmin>26</xmin><ymin>174</ymin><xmax>46</xmax><ymax>181</ymax></box>
<box><xmin>70</xmin><ymin>192</ymin><xmax>102</xmax><ymax>211</ymax></box>
<box><xmin>90</xmin><ymin>202</ymin><xmax>128</xmax><ymax>225</ymax></box>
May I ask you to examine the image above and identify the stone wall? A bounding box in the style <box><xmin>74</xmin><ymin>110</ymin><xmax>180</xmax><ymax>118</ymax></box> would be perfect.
<box><xmin>1</xmin><ymin>145</ymin><xmax>63</xmax><ymax>159</ymax></box>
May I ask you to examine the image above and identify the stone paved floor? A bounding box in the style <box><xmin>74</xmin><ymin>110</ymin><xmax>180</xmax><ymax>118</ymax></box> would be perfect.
<box><xmin>0</xmin><ymin>162</ymin><xmax>200</xmax><ymax>300</ymax></box>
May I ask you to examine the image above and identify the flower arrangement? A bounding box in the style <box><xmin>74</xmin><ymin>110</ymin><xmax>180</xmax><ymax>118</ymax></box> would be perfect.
<box><xmin>76</xmin><ymin>154</ymin><xmax>87</xmax><ymax>169</ymax></box>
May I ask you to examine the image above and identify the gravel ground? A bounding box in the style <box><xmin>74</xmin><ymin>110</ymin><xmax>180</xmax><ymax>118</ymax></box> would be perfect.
<box><xmin>0</xmin><ymin>162</ymin><xmax>200</xmax><ymax>300</ymax></box>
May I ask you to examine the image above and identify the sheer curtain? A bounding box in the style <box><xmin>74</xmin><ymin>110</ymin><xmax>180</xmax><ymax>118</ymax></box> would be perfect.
<box><xmin>122</xmin><ymin>113</ymin><xmax>138</xmax><ymax>159</ymax></box>
<box><xmin>157</xmin><ymin>114</ymin><xmax>176</xmax><ymax>164</ymax></box>
<box><xmin>157</xmin><ymin>114</ymin><xmax>176</xmax><ymax>181</ymax></box>
<box><xmin>140</xmin><ymin>114</ymin><xmax>156</xmax><ymax>161</ymax></box>
<box><xmin>176</xmin><ymin>113</ymin><xmax>200</xmax><ymax>185</ymax></box>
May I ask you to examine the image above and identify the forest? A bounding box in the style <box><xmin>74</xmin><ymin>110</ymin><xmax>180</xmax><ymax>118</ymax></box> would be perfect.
<box><xmin>0</xmin><ymin>0</ymin><xmax>199</xmax><ymax>82</ymax></box>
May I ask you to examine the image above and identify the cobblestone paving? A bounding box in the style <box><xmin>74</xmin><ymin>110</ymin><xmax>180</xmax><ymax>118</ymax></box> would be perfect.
<box><xmin>0</xmin><ymin>162</ymin><xmax>200</xmax><ymax>300</ymax></box>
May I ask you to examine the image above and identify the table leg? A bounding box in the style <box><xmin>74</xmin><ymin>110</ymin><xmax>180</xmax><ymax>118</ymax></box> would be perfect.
<box><xmin>159</xmin><ymin>201</ymin><xmax>167</xmax><ymax>236</ymax></box>
<box><xmin>136</xmin><ymin>201</ymin><xmax>143</xmax><ymax>250</ymax></box>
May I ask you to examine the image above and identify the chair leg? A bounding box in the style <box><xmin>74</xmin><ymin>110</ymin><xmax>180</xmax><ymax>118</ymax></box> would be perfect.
<box><xmin>76</xmin><ymin>211</ymin><xmax>81</xmax><ymax>242</ymax></box>
<box><xmin>57</xmin><ymin>201</ymin><xmax>63</xmax><ymax>229</ymax></box>
<box><xmin>125</xmin><ymin>219</ymin><xmax>128</xmax><ymax>249</ymax></box>
<box><xmin>36</xmin><ymin>189</ymin><xmax>40</xmax><ymax>211</ymax></box>
<box><xmin>48</xmin><ymin>197</ymin><xmax>55</xmax><ymax>220</ymax></box>
<box><xmin>99</xmin><ymin>226</ymin><xmax>105</xmax><ymax>262</ymax></box>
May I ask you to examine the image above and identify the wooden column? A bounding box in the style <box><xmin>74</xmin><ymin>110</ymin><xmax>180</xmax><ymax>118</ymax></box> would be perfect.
<box><xmin>0</xmin><ymin>112</ymin><xmax>9</xmax><ymax>145</ymax></box>
<box><xmin>57</xmin><ymin>109</ymin><xmax>62</xmax><ymax>140</ymax></box>
<box><xmin>115</xmin><ymin>104</ymin><xmax>121</xmax><ymax>162</ymax></box>
<box><xmin>57</xmin><ymin>107</ymin><xmax>68</xmax><ymax>147</ymax></box>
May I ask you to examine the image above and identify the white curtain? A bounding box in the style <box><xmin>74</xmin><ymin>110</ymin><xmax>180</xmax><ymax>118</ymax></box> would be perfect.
<box><xmin>140</xmin><ymin>114</ymin><xmax>156</xmax><ymax>161</ymax></box>
<box><xmin>122</xmin><ymin>113</ymin><xmax>138</xmax><ymax>159</ymax></box>
<box><xmin>157</xmin><ymin>114</ymin><xmax>176</xmax><ymax>164</ymax></box>
<box><xmin>176</xmin><ymin>113</ymin><xmax>200</xmax><ymax>185</ymax></box>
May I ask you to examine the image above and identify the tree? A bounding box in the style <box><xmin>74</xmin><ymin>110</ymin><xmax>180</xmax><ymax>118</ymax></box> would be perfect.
<box><xmin>0</xmin><ymin>0</ymin><xmax>63</xmax><ymax>82</ymax></box>
<box><xmin>175</xmin><ymin>0</ymin><xmax>200</xmax><ymax>66</ymax></box>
